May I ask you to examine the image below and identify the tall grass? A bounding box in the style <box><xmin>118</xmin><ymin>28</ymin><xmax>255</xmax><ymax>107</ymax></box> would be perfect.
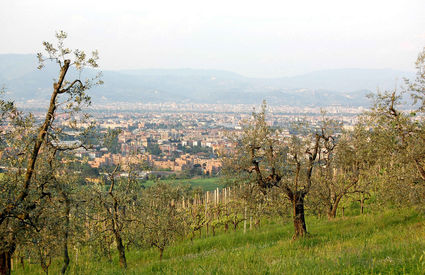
<box><xmin>13</xmin><ymin>208</ymin><xmax>425</xmax><ymax>274</ymax></box>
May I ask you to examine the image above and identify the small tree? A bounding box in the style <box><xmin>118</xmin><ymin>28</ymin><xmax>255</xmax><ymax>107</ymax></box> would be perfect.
<box><xmin>88</xmin><ymin>151</ymin><xmax>144</xmax><ymax>269</ymax></box>
<box><xmin>311</xmin><ymin>123</ymin><xmax>371</xmax><ymax>219</ymax></box>
<box><xmin>139</xmin><ymin>183</ymin><xmax>185</xmax><ymax>260</ymax></box>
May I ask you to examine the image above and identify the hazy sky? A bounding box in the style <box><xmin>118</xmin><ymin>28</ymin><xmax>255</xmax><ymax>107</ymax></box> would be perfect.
<box><xmin>1</xmin><ymin>0</ymin><xmax>425</xmax><ymax>77</ymax></box>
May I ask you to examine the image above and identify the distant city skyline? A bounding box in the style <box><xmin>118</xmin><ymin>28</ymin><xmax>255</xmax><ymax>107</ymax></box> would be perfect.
<box><xmin>1</xmin><ymin>0</ymin><xmax>425</xmax><ymax>78</ymax></box>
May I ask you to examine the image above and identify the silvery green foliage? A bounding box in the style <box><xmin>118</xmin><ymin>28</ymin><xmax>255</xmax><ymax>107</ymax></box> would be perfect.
<box><xmin>0</xmin><ymin>31</ymin><xmax>102</xmax><ymax>274</ymax></box>
<box><xmin>361</xmin><ymin>47</ymin><xmax>425</xmax><ymax>205</ymax></box>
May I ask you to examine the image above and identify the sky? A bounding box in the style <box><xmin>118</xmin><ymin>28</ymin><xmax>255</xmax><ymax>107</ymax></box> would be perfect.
<box><xmin>1</xmin><ymin>0</ymin><xmax>425</xmax><ymax>78</ymax></box>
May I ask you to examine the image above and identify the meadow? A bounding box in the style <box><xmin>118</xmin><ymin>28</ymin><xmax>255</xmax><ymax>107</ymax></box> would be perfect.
<box><xmin>14</xmin><ymin>208</ymin><xmax>425</xmax><ymax>274</ymax></box>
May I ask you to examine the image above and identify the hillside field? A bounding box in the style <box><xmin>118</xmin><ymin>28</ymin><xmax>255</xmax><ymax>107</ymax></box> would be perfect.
<box><xmin>14</xmin><ymin>208</ymin><xmax>425</xmax><ymax>274</ymax></box>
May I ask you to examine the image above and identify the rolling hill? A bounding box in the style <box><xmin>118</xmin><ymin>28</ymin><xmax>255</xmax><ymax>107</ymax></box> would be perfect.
<box><xmin>0</xmin><ymin>54</ymin><xmax>414</xmax><ymax>107</ymax></box>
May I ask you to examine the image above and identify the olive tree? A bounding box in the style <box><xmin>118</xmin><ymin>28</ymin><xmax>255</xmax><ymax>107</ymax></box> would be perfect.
<box><xmin>0</xmin><ymin>31</ymin><xmax>101</xmax><ymax>275</ymax></box>
<box><xmin>222</xmin><ymin>102</ymin><xmax>333</xmax><ymax>238</ymax></box>
<box><xmin>310</xmin><ymin>122</ymin><xmax>373</xmax><ymax>219</ymax></box>
<box><xmin>361</xmin><ymin>48</ymin><xmax>425</xmax><ymax>205</ymax></box>
<box><xmin>139</xmin><ymin>182</ymin><xmax>186</xmax><ymax>260</ymax></box>
<box><xmin>87</xmin><ymin>161</ymin><xmax>143</xmax><ymax>269</ymax></box>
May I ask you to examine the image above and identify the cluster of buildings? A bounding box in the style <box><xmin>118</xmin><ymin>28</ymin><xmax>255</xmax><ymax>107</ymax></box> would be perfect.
<box><xmin>74</xmin><ymin>113</ymin><xmax>236</xmax><ymax>176</ymax></box>
<box><xmin>3</xmin><ymin>105</ymin><xmax>360</xmax><ymax>179</ymax></box>
<box><xmin>74</xmin><ymin>108</ymin><xmax>358</xmax><ymax>177</ymax></box>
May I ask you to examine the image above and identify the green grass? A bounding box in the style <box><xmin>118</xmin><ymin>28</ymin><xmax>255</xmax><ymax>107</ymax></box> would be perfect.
<box><xmin>142</xmin><ymin>177</ymin><xmax>224</xmax><ymax>191</ymax></box>
<box><xmin>13</xmin><ymin>208</ymin><xmax>425</xmax><ymax>274</ymax></box>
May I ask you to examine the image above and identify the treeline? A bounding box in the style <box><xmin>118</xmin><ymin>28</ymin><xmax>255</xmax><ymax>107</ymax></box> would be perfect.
<box><xmin>0</xmin><ymin>32</ymin><xmax>424</xmax><ymax>275</ymax></box>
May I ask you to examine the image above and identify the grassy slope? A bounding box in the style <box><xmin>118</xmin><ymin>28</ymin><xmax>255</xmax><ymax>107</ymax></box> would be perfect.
<box><xmin>15</xmin><ymin>209</ymin><xmax>425</xmax><ymax>274</ymax></box>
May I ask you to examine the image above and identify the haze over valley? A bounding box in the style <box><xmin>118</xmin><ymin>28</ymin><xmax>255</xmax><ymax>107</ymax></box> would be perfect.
<box><xmin>0</xmin><ymin>54</ymin><xmax>414</xmax><ymax>108</ymax></box>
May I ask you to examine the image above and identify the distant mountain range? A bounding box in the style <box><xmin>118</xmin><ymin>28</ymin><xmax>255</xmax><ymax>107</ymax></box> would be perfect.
<box><xmin>0</xmin><ymin>54</ymin><xmax>415</xmax><ymax>107</ymax></box>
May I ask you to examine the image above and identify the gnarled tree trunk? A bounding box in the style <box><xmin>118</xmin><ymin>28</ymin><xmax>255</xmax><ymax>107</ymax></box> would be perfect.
<box><xmin>114</xmin><ymin>231</ymin><xmax>127</xmax><ymax>269</ymax></box>
<box><xmin>108</xmin><ymin>166</ymin><xmax>127</xmax><ymax>269</ymax></box>
<box><xmin>159</xmin><ymin>247</ymin><xmax>164</xmax><ymax>261</ymax></box>
<box><xmin>292</xmin><ymin>191</ymin><xmax>307</xmax><ymax>238</ymax></box>
<box><xmin>327</xmin><ymin>205</ymin><xmax>337</xmax><ymax>219</ymax></box>
<box><xmin>0</xmin><ymin>250</ymin><xmax>13</xmax><ymax>275</ymax></box>
<box><xmin>61</xmin><ymin>193</ymin><xmax>71</xmax><ymax>275</ymax></box>
<box><xmin>327</xmin><ymin>194</ymin><xmax>344</xmax><ymax>219</ymax></box>
<box><xmin>0</xmin><ymin>238</ymin><xmax>16</xmax><ymax>275</ymax></box>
